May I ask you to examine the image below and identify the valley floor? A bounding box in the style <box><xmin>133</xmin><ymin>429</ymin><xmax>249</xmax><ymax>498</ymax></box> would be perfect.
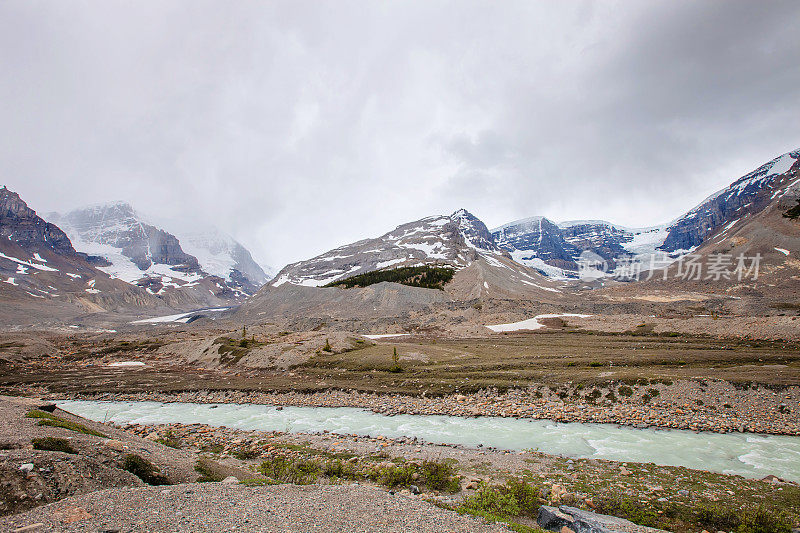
<box><xmin>2</xmin><ymin>329</ymin><xmax>798</xmax><ymax>435</ymax></box>
<box><xmin>1</xmin><ymin>325</ymin><xmax>799</xmax><ymax>531</ymax></box>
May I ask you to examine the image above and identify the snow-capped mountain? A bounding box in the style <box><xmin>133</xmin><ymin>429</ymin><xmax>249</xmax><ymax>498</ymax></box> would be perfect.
<box><xmin>490</xmin><ymin>149</ymin><xmax>800</xmax><ymax>279</ymax></box>
<box><xmin>0</xmin><ymin>187</ymin><xmax>168</xmax><ymax>320</ymax></box>
<box><xmin>659</xmin><ymin>149</ymin><xmax>800</xmax><ymax>253</ymax></box>
<box><xmin>171</xmin><ymin>226</ymin><xmax>271</xmax><ymax>294</ymax></box>
<box><xmin>491</xmin><ymin>217</ymin><xmax>666</xmax><ymax>278</ymax></box>
<box><xmin>48</xmin><ymin>202</ymin><xmax>268</xmax><ymax>300</ymax></box>
<box><xmin>271</xmin><ymin>209</ymin><xmax>504</xmax><ymax>288</ymax></box>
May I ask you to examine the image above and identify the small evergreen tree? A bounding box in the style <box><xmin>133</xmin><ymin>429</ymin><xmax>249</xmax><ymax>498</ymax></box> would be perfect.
<box><xmin>390</xmin><ymin>347</ymin><xmax>402</xmax><ymax>373</ymax></box>
<box><xmin>323</xmin><ymin>338</ymin><xmax>332</xmax><ymax>352</ymax></box>
<box><xmin>242</xmin><ymin>325</ymin><xmax>247</xmax><ymax>339</ymax></box>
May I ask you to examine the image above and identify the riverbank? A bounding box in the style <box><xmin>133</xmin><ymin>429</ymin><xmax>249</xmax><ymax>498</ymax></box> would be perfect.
<box><xmin>51</xmin><ymin>377</ymin><xmax>800</xmax><ymax>435</ymax></box>
<box><xmin>114</xmin><ymin>420</ymin><xmax>800</xmax><ymax>533</ymax></box>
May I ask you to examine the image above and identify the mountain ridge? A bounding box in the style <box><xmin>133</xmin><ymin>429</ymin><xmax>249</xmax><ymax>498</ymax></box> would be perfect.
<box><xmin>48</xmin><ymin>202</ymin><xmax>270</xmax><ymax>300</ymax></box>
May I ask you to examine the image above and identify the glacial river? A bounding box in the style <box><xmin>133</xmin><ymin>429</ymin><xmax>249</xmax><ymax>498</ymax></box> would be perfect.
<box><xmin>56</xmin><ymin>400</ymin><xmax>800</xmax><ymax>483</ymax></box>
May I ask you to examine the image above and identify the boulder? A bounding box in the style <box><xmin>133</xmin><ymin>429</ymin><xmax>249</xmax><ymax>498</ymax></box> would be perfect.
<box><xmin>537</xmin><ymin>506</ymin><xmax>575</xmax><ymax>531</ymax></box>
<box><xmin>537</xmin><ymin>505</ymin><xmax>668</xmax><ymax>533</ymax></box>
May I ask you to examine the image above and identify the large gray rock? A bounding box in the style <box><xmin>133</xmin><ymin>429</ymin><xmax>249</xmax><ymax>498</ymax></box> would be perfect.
<box><xmin>537</xmin><ymin>505</ymin><xmax>575</xmax><ymax>531</ymax></box>
<box><xmin>537</xmin><ymin>505</ymin><xmax>667</xmax><ymax>533</ymax></box>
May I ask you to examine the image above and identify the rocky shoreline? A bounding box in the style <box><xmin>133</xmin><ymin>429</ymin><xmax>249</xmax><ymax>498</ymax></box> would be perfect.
<box><xmin>53</xmin><ymin>378</ymin><xmax>800</xmax><ymax>436</ymax></box>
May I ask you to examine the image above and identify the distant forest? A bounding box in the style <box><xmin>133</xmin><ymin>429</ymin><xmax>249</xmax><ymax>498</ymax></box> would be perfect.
<box><xmin>325</xmin><ymin>265</ymin><xmax>455</xmax><ymax>290</ymax></box>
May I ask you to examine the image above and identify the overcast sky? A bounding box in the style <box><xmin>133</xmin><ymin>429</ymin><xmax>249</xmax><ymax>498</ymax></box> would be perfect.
<box><xmin>2</xmin><ymin>1</ymin><xmax>799</xmax><ymax>269</ymax></box>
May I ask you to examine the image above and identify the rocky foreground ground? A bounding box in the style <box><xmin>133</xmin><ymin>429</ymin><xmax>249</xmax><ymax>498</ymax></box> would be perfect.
<box><xmin>1</xmin><ymin>395</ymin><xmax>798</xmax><ymax>532</ymax></box>
<box><xmin>0</xmin><ymin>483</ymin><xmax>511</xmax><ymax>533</ymax></box>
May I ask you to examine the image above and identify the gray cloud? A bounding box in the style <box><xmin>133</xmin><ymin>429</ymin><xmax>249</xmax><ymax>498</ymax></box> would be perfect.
<box><xmin>1</xmin><ymin>0</ymin><xmax>798</xmax><ymax>269</ymax></box>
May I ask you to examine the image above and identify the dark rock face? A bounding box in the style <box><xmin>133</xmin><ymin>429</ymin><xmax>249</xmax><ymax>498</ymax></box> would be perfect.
<box><xmin>449</xmin><ymin>209</ymin><xmax>499</xmax><ymax>252</ymax></box>
<box><xmin>660</xmin><ymin>150</ymin><xmax>800</xmax><ymax>253</ymax></box>
<box><xmin>0</xmin><ymin>187</ymin><xmax>76</xmax><ymax>255</ymax></box>
<box><xmin>229</xmin><ymin>268</ymin><xmax>260</xmax><ymax>295</ymax></box>
<box><xmin>492</xmin><ymin>217</ymin><xmax>580</xmax><ymax>266</ymax></box>
<box><xmin>129</xmin><ymin>226</ymin><xmax>199</xmax><ymax>271</ymax></box>
<box><xmin>559</xmin><ymin>222</ymin><xmax>631</xmax><ymax>263</ymax></box>
<box><xmin>491</xmin><ymin>217</ymin><xmax>651</xmax><ymax>273</ymax></box>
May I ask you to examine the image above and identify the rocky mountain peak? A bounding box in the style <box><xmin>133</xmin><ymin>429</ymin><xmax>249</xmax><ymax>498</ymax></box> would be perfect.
<box><xmin>0</xmin><ymin>186</ymin><xmax>76</xmax><ymax>256</ymax></box>
<box><xmin>449</xmin><ymin>209</ymin><xmax>499</xmax><ymax>253</ymax></box>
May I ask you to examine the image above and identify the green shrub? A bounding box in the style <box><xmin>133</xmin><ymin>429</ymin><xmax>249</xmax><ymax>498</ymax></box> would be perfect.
<box><xmin>694</xmin><ymin>503</ymin><xmax>792</xmax><ymax>533</ymax></box>
<box><xmin>155</xmin><ymin>431</ymin><xmax>181</xmax><ymax>449</ymax></box>
<box><xmin>737</xmin><ymin>506</ymin><xmax>792</xmax><ymax>533</ymax></box>
<box><xmin>259</xmin><ymin>456</ymin><xmax>321</xmax><ymax>484</ymax></box>
<box><xmin>122</xmin><ymin>454</ymin><xmax>170</xmax><ymax>485</ymax></box>
<box><xmin>588</xmin><ymin>361</ymin><xmax>604</xmax><ymax>367</ymax></box>
<box><xmin>595</xmin><ymin>495</ymin><xmax>659</xmax><ymax>527</ymax></box>
<box><xmin>321</xmin><ymin>459</ymin><xmax>357</xmax><ymax>480</ymax></box>
<box><xmin>31</xmin><ymin>437</ymin><xmax>77</xmax><ymax>454</ymax></box>
<box><xmin>421</xmin><ymin>460</ymin><xmax>460</xmax><ymax>492</ymax></box>
<box><xmin>194</xmin><ymin>459</ymin><xmax>226</xmax><ymax>482</ymax></box>
<box><xmin>377</xmin><ymin>463</ymin><xmax>416</xmax><ymax>487</ymax></box>
<box><xmin>232</xmin><ymin>448</ymin><xmax>261</xmax><ymax>460</ymax></box>
<box><xmin>618</xmin><ymin>385</ymin><xmax>633</xmax><ymax>397</ymax></box>
<box><xmin>26</xmin><ymin>410</ymin><xmax>107</xmax><ymax>438</ymax></box>
<box><xmin>462</xmin><ymin>484</ymin><xmax>521</xmax><ymax>517</ymax></box>
<box><xmin>460</xmin><ymin>479</ymin><xmax>544</xmax><ymax>519</ymax></box>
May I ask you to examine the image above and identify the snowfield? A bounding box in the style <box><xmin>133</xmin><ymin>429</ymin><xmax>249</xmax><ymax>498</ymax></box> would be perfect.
<box><xmin>486</xmin><ymin>313</ymin><xmax>592</xmax><ymax>332</ymax></box>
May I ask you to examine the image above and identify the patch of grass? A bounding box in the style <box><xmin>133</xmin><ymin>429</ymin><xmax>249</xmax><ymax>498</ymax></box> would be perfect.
<box><xmin>155</xmin><ymin>430</ymin><xmax>181</xmax><ymax>449</ymax></box>
<box><xmin>595</xmin><ymin>494</ymin><xmax>659</xmax><ymax>527</ymax></box>
<box><xmin>122</xmin><ymin>454</ymin><xmax>170</xmax><ymax>485</ymax></box>
<box><xmin>618</xmin><ymin>385</ymin><xmax>633</xmax><ymax>396</ymax></box>
<box><xmin>200</xmin><ymin>443</ymin><xmax>225</xmax><ymax>454</ymax></box>
<box><xmin>259</xmin><ymin>456</ymin><xmax>321</xmax><ymax>484</ymax></box>
<box><xmin>26</xmin><ymin>410</ymin><xmax>107</xmax><ymax>438</ymax></box>
<box><xmin>232</xmin><ymin>447</ymin><xmax>261</xmax><ymax>460</ymax></box>
<box><xmin>212</xmin><ymin>335</ymin><xmax>268</xmax><ymax>366</ymax></box>
<box><xmin>258</xmin><ymin>454</ymin><xmax>460</xmax><ymax>492</ymax></box>
<box><xmin>194</xmin><ymin>459</ymin><xmax>226</xmax><ymax>482</ymax></box>
<box><xmin>694</xmin><ymin>503</ymin><xmax>793</xmax><ymax>533</ymax></box>
<box><xmin>31</xmin><ymin>437</ymin><xmax>77</xmax><ymax>454</ymax></box>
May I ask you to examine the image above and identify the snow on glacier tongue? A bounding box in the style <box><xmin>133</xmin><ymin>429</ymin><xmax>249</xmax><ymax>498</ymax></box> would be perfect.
<box><xmin>69</xmin><ymin>237</ymin><xmax>202</xmax><ymax>285</ymax></box>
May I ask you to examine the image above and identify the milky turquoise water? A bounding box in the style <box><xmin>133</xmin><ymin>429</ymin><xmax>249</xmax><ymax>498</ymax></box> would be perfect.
<box><xmin>57</xmin><ymin>400</ymin><xmax>800</xmax><ymax>482</ymax></box>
